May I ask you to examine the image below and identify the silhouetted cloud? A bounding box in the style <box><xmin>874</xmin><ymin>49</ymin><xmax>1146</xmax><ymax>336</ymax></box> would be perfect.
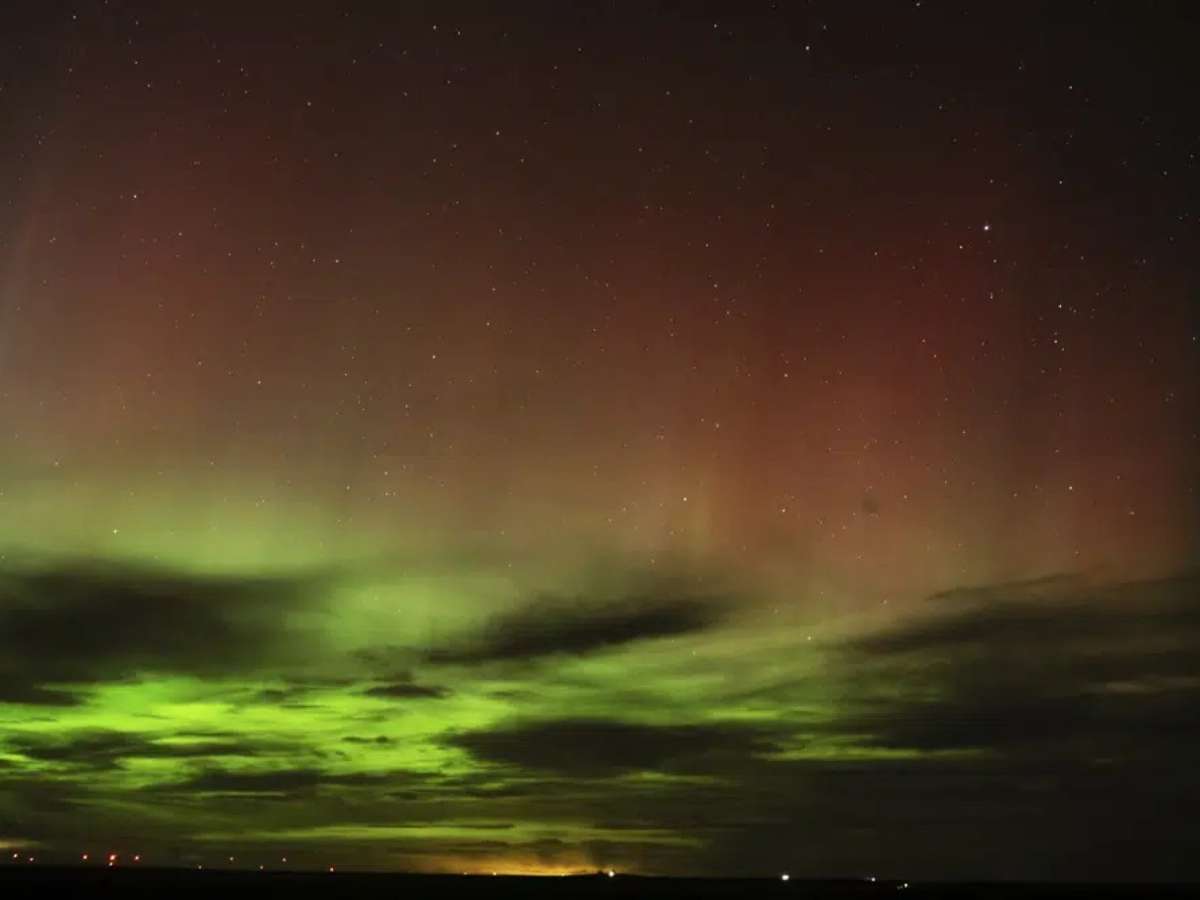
<box><xmin>250</xmin><ymin>677</ymin><xmax>358</xmax><ymax>707</ymax></box>
<box><xmin>448</xmin><ymin>718</ymin><xmax>775</xmax><ymax>777</ymax></box>
<box><xmin>6</xmin><ymin>730</ymin><xmax>273</xmax><ymax>771</ymax></box>
<box><xmin>427</xmin><ymin>590</ymin><xmax>729</xmax><ymax>664</ymax></box>
<box><xmin>0</xmin><ymin>683</ymin><xmax>83</xmax><ymax>707</ymax></box>
<box><xmin>0</xmin><ymin>557</ymin><xmax>328</xmax><ymax>704</ymax></box>
<box><xmin>364</xmin><ymin>680</ymin><xmax>449</xmax><ymax>700</ymax></box>
<box><xmin>836</xmin><ymin>571</ymin><xmax>1200</xmax><ymax>757</ymax></box>
<box><xmin>177</xmin><ymin>767</ymin><xmax>404</xmax><ymax>794</ymax></box>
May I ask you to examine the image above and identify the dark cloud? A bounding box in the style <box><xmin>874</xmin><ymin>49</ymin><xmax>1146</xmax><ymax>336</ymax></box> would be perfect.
<box><xmin>6</xmin><ymin>730</ymin><xmax>273</xmax><ymax>771</ymax></box>
<box><xmin>448</xmin><ymin>718</ymin><xmax>775</xmax><ymax>777</ymax></box>
<box><xmin>250</xmin><ymin>677</ymin><xmax>358</xmax><ymax>707</ymax></box>
<box><xmin>176</xmin><ymin>767</ymin><xmax>404</xmax><ymax>794</ymax></box>
<box><xmin>427</xmin><ymin>590</ymin><xmax>729</xmax><ymax>665</ymax></box>
<box><xmin>0</xmin><ymin>683</ymin><xmax>84</xmax><ymax>707</ymax></box>
<box><xmin>836</xmin><ymin>571</ymin><xmax>1200</xmax><ymax>757</ymax></box>
<box><xmin>0</xmin><ymin>557</ymin><xmax>328</xmax><ymax>703</ymax></box>
<box><xmin>252</xmin><ymin>688</ymin><xmax>307</xmax><ymax>706</ymax></box>
<box><xmin>682</xmin><ymin>754</ymin><xmax>1200</xmax><ymax>882</ymax></box>
<box><xmin>364</xmin><ymin>680</ymin><xmax>449</xmax><ymax>699</ymax></box>
<box><xmin>852</xmin><ymin>573</ymin><xmax>1178</xmax><ymax>655</ymax></box>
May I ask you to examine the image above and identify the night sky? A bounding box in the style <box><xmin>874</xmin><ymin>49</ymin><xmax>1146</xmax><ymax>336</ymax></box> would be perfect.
<box><xmin>2</xmin><ymin>0</ymin><xmax>1198</xmax><ymax>882</ymax></box>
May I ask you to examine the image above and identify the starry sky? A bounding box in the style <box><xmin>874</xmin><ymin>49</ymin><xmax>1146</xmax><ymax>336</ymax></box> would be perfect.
<box><xmin>1</xmin><ymin>0</ymin><xmax>1198</xmax><ymax>881</ymax></box>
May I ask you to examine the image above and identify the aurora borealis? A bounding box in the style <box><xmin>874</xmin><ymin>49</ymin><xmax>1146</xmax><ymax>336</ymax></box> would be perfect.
<box><xmin>2</xmin><ymin>0</ymin><xmax>1198</xmax><ymax>882</ymax></box>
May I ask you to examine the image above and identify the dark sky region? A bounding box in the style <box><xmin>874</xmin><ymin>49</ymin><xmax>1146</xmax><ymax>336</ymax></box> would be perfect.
<box><xmin>1</xmin><ymin>0</ymin><xmax>1198</xmax><ymax>882</ymax></box>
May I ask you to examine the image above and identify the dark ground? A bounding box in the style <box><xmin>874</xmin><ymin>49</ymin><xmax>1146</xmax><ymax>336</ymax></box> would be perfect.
<box><xmin>1</xmin><ymin>868</ymin><xmax>1197</xmax><ymax>899</ymax></box>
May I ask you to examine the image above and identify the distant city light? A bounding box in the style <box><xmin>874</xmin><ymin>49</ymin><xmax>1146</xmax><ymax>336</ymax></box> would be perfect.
<box><xmin>781</xmin><ymin>873</ymin><xmax>790</xmax><ymax>881</ymax></box>
<box><xmin>607</xmin><ymin>869</ymin><xmax>615</xmax><ymax>878</ymax></box>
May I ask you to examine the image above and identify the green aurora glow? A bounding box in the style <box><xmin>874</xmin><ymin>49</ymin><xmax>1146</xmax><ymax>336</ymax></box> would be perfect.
<box><xmin>2</xmin><ymin>1</ymin><xmax>1198</xmax><ymax>882</ymax></box>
